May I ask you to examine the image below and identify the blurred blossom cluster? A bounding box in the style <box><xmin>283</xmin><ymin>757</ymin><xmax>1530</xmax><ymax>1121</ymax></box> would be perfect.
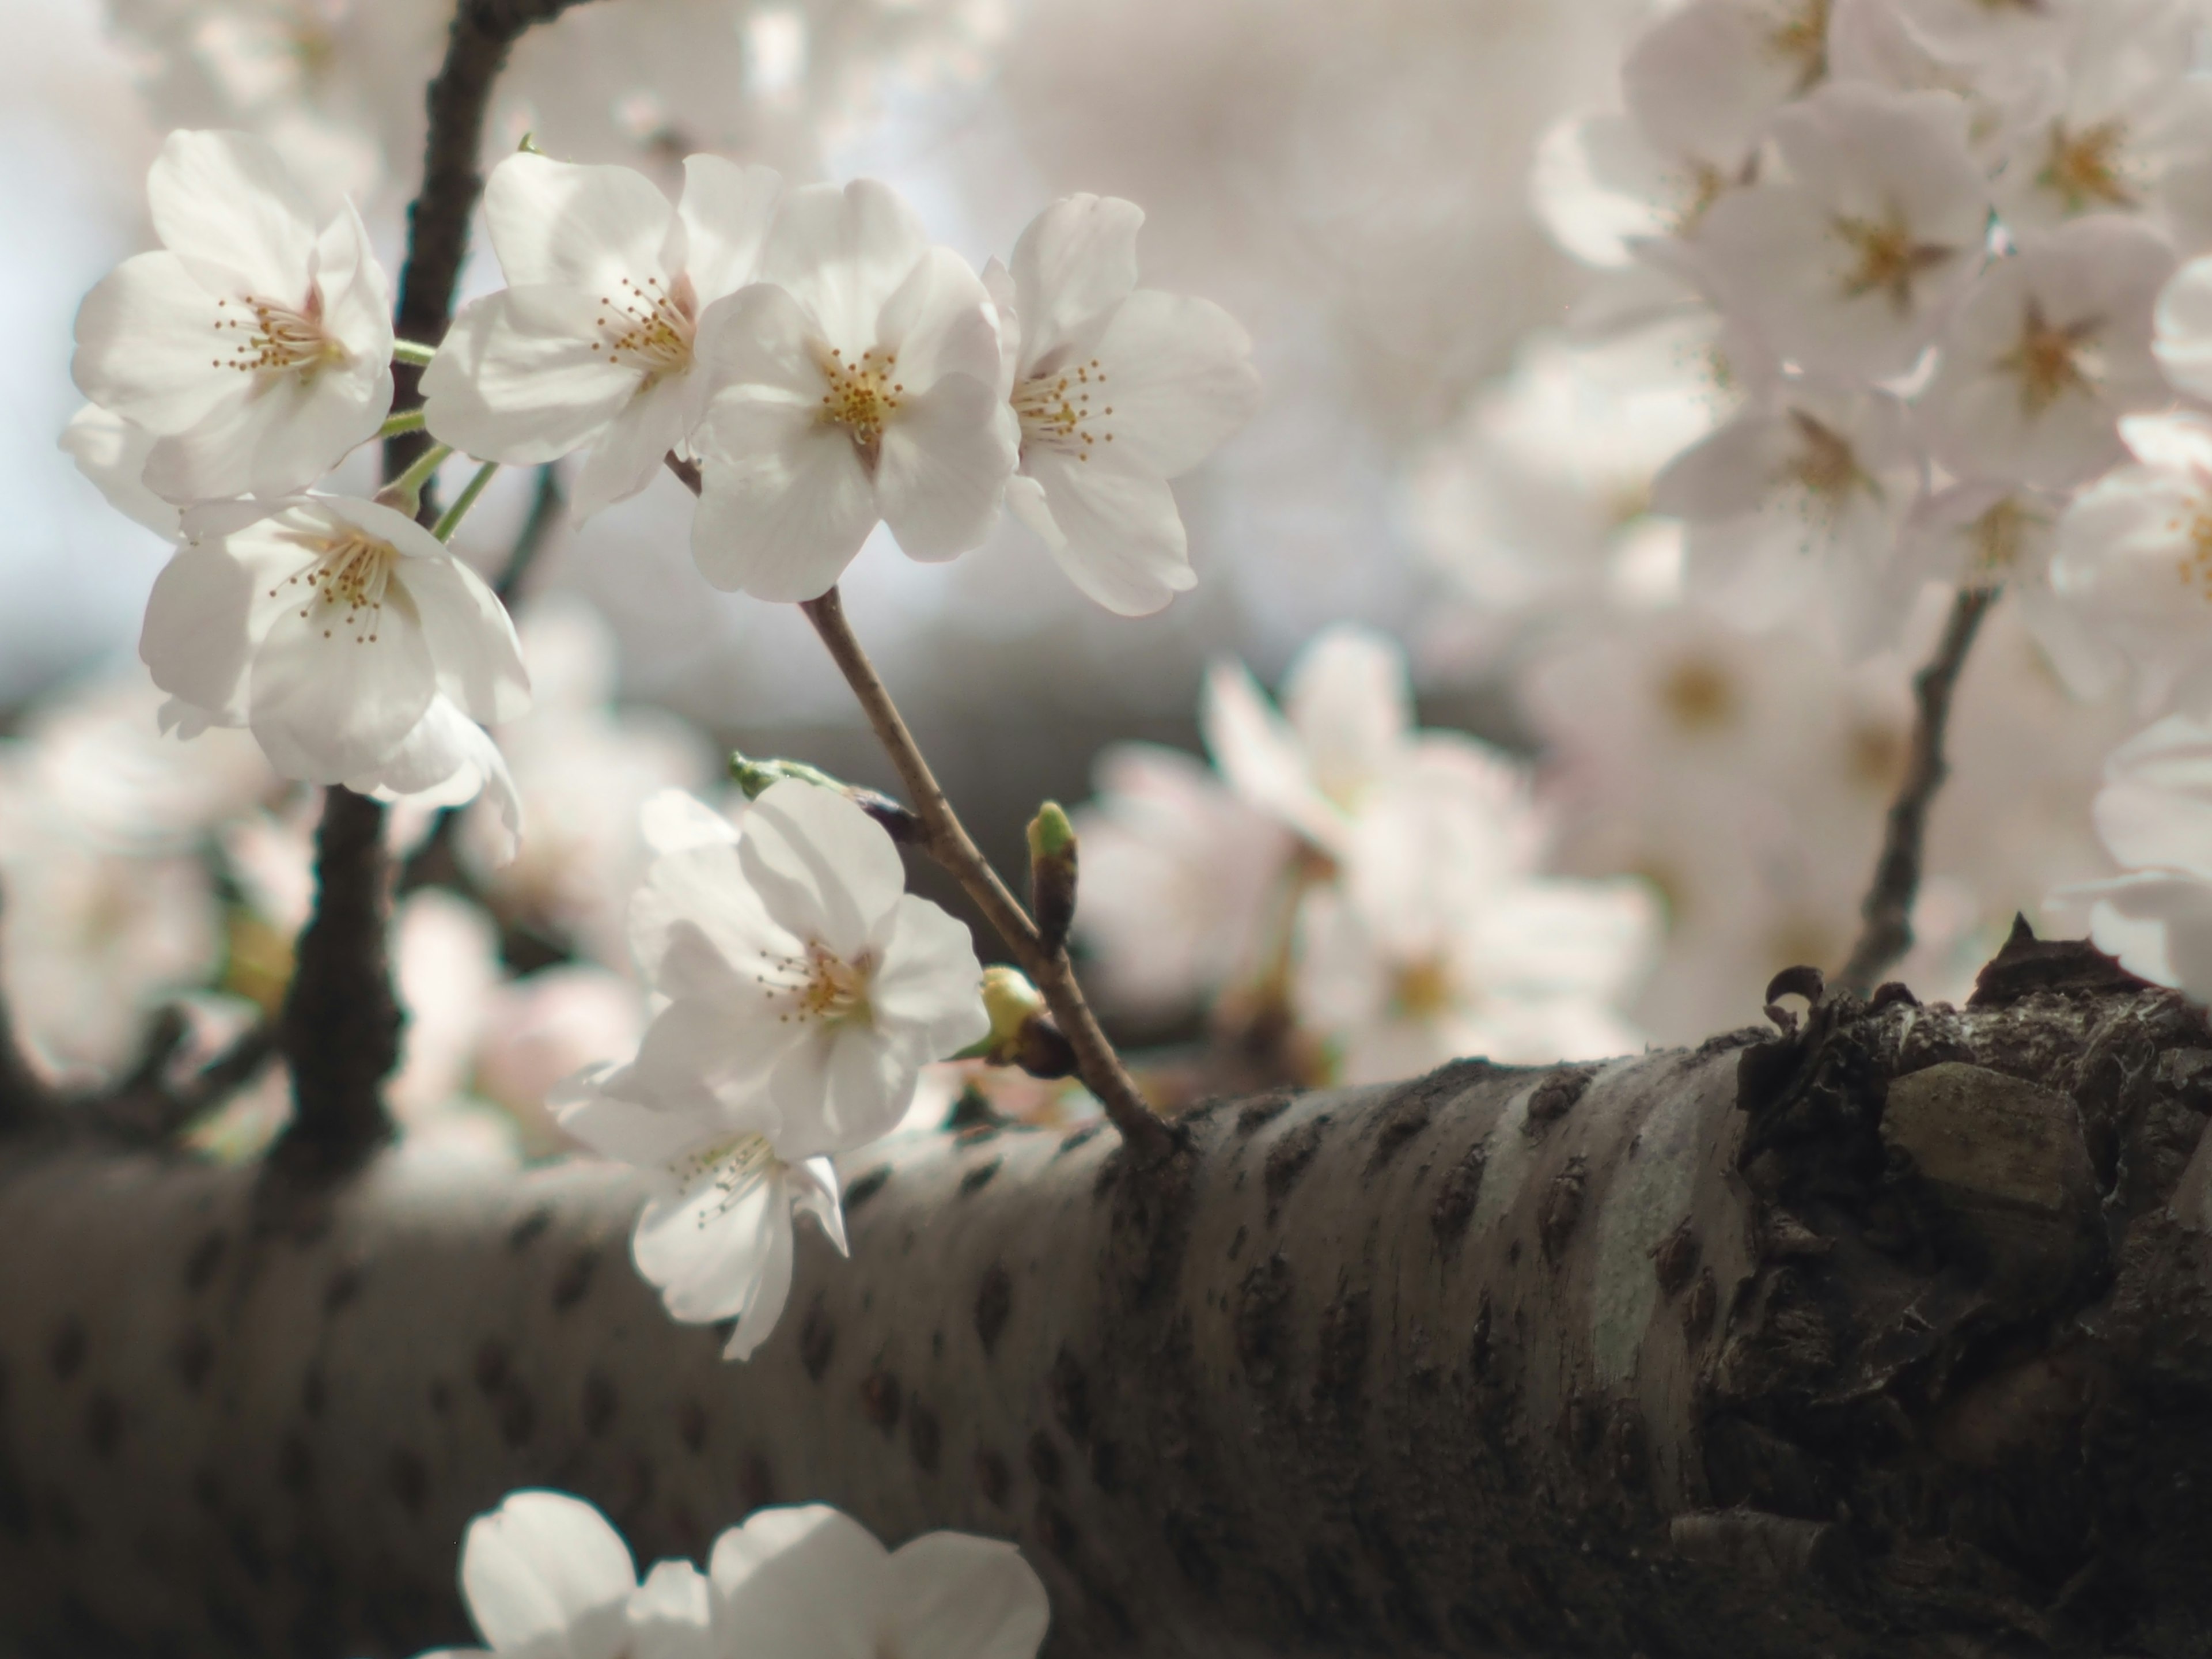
<box><xmin>34</xmin><ymin>0</ymin><xmax>2212</xmax><ymax>1178</ymax></box>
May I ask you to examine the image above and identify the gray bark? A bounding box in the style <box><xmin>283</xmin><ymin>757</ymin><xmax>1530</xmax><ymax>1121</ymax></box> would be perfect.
<box><xmin>2</xmin><ymin>946</ymin><xmax>2212</xmax><ymax>1657</ymax></box>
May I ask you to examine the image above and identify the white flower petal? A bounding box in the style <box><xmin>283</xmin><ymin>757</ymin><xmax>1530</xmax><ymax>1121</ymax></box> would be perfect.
<box><xmin>881</xmin><ymin>1533</ymin><xmax>1051</xmax><ymax>1659</ymax></box>
<box><xmin>423</xmin><ymin>287</ymin><xmax>646</xmax><ymax>464</ymax></box>
<box><xmin>630</xmin><ymin>1559</ymin><xmax>716</xmax><ymax>1659</ymax></box>
<box><xmin>631</xmin><ymin>1157</ymin><xmax>789</xmax><ymax>1329</ymax></box>
<box><xmin>397</xmin><ymin>548</ymin><xmax>531</xmax><ymax>727</ymax></box>
<box><xmin>73</xmin><ymin>252</ymin><xmax>241</xmax><ymax>434</ymax></box>
<box><xmin>757</xmin><ymin>179</ymin><xmax>931</xmax><ymax>347</ymax></box>
<box><xmin>738</xmin><ymin>780</ymin><xmax>904</xmax><ymax>962</ymax></box>
<box><xmin>709</xmin><ymin>1506</ymin><xmax>886</xmax><ymax>1659</ymax></box>
<box><xmin>486</xmin><ymin>152</ymin><xmax>679</xmax><ymax>295</ymax></box>
<box><xmin>570</xmin><ymin>372</ymin><xmax>698</xmax><ymax>521</ymax></box>
<box><xmin>692</xmin><ymin>393</ymin><xmax>878</xmax><ymax>600</ymax></box>
<box><xmin>679</xmin><ymin>156</ymin><xmax>783</xmax><ymax>308</ymax></box>
<box><xmin>60</xmin><ymin>406</ymin><xmax>178</xmax><ymax>538</ymax></box>
<box><xmin>1010</xmin><ymin>194</ymin><xmax>1143</xmax><ymax>370</ymax></box>
<box><xmin>1021</xmin><ymin>445</ymin><xmax>1192</xmax><ymax>616</ymax></box>
<box><xmin>145</xmin><ymin>129</ymin><xmax>318</xmax><ymax>298</ymax></box>
<box><xmin>1084</xmin><ymin>289</ymin><xmax>1259</xmax><ymax>478</ymax></box>
<box><xmin>460</xmin><ymin>1490</ymin><xmax>635</xmax><ymax>1657</ymax></box>
<box><xmin>877</xmin><ymin>373</ymin><xmax>1016</xmax><ymax>562</ymax></box>
<box><xmin>247</xmin><ymin>591</ymin><xmax>438</xmax><ymax>783</ymax></box>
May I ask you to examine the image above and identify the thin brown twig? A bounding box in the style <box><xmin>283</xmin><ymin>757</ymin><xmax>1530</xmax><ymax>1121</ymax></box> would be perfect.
<box><xmin>1835</xmin><ymin>585</ymin><xmax>1999</xmax><ymax>997</ymax></box>
<box><xmin>798</xmin><ymin>587</ymin><xmax>1181</xmax><ymax>1165</ymax></box>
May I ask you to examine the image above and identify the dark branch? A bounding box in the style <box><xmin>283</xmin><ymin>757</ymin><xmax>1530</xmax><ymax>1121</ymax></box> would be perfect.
<box><xmin>81</xmin><ymin>1015</ymin><xmax>276</xmax><ymax>1145</ymax></box>
<box><xmin>1835</xmin><ymin>584</ymin><xmax>1998</xmax><ymax>996</ymax></box>
<box><xmin>279</xmin><ymin>0</ymin><xmax>593</xmax><ymax>1174</ymax></box>
<box><xmin>495</xmin><ymin>463</ymin><xmax>565</xmax><ymax>605</ymax></box>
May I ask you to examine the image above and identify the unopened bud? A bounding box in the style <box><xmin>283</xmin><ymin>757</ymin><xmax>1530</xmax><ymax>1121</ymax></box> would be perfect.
<box><xmin>958</xmin><ymin>965</ymin><xmax>1077</xmax><ymax>1078</ymax></box>
<box><xmin>1026</xmin><ymin>801</ymin><xmax>1078</xmax><ymax>953</ymax></box>
<box><xmin>729</xmin><ymin>752</ymin><xmax>926</xmax><ymax>845</ymax></box>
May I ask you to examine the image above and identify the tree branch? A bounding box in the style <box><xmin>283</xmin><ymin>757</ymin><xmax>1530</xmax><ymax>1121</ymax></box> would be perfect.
<box><xmin>5</xmin><ymin>966</ymin><xmax>2211</xmax><ymax>1655</ymax></box>
<box><xmin>279</xmin><ymin>0</ymin><xmax>593</xmax><ymax>1172</ymax></box>
<box><xmin>1835</xmin><ymin>585</ymin><xmax>1997</xmax><ymax>997</ymax></box>
<box><xmin>495</xmin><ymin>463</ymin><xmax>565</xmax><ymax>605</ymax></box>
<box><xmin>798</xmin><ymin>587</ymin><xmax>1179</xmax><ymax>1166</ymax></box>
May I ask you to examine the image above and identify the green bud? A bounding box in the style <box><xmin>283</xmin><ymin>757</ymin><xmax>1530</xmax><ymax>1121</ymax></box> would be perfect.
<box><xmin>1027</xmin><ymin>801</ymin><xmax>1079</xmax><ymax>953</ymax></box>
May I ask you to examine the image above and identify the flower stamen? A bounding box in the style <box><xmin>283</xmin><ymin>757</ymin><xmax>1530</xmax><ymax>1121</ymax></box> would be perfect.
<box><xmin>815</xmin><ymin>343</ymin><xmax>904</xmax><ymax>466</ymax></box>
<box><xmin>211</xmin><ymin>289</ymin><xmax>348</xmax><ymax>382</ymax></box>
<box><xmin>1013</xmin><ymin>356</ymin><xmax>1115</xmax><ymax>465</ymax></box>
<box><xmin>591</xmin><ymin>272</ymin><xmax>698</xmax><ymax>387</ymax></box>
<box><xmin>269</xmin><ymin>525</ymin><xmax>402</xmax><ymax>645</ymax></box>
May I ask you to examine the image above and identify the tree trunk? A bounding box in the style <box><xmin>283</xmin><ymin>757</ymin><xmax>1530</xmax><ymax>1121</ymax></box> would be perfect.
<box><xmin>3</xmin><ymin>951</ymin><xmax>2211</xmax><ymax>1657</ymax></box>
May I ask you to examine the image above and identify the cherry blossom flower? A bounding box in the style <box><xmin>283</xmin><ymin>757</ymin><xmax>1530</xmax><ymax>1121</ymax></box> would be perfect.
<box><xmin>477</xmin><ymin>965</ymin><xmax>646</xmax><ymax>1158</ymax></box>
<box><xmin>1898</xmin><ymin>480</ymin><xmax>2112</xmax><ymax>696</ymax></box>
<box><xmin>1070</xmin><ymin>743</ymin><xmax>1296</xmax><ymax>1020</ymax></box>
<box><xmin>982</xmin><ymin>194</ymin><xmax>1259</xmax><ymax>615</ymax></box>
<box><xmin>1886</xmin><ymin>0</ymin><xmax>2067</xmax><ymax>64</ymax></box>
<box><xmin>2048</xmin><ymin>413</ymin><xmax>2212</xmax><ymax>715</ymax></box>
<box><xmin>1405</xmin><ymin>316</ymin><xmax>1743</xmax><ymax>628</ymax></box>
<box><xmin>554</xmin><ymin>782</ymin><xmax>984</xmax><ymax>1357</ymax></box>
<box><xmin>2152</xmin><ymin>252</ymin><xmax>2212</xmax><ymax>402</ymax></box>
<box><xmin>1989</xmin><ymin>0</ymin><xmax>2212</xmax><ymax>247</ymax></box>
<box><xmin>1293</xmin><ymin>785</ymin><xmax>1656</xmax><ymax>1083</ymax></box>
<box><xmin>71</xmin><ymin>129</ymin><xmax>393</xmax><ymax>503</ymax></box>
<box><xmin>1649</xmin><ymin>380</ymin><xmax>1925</xmax><ymax>649</ymax></box>
<box><xmin>709</xmin><ymin>1505</ymin><xmax>1049</xmax><ymax>1659</ymax></box>
<box><xmin>690</xmin><ymin>178</ymin><xmax>1014</xmax><ymax>600</ymax></box>
<box><xmin>2048</xmin><ymin>714</ymin><xmax>2212</xmax><ymax>1003</ymax></box>
<box><xmin>425</xmin><ymin>1488</ymin><xmax>712</xmax><ymax>1659</ymax></box>
<box><xmin>1919</xmin><ymin>218</ymin><xmax>2176</xmax><ymax>492</ymax></box>
<box><xmin>139</xmin><ymin>493</ymin><xmax>529</xmax><ymax>785</ymax></box>
<box><xmin>1200</xmin><ymin>624</ymin><xmax>1542</xmax><ymax>867</ymax></box>
<box><xmin>1697</xmin><ymin>84</ymin><xmax>1990</xmax><ymax>381</ymax></box>
<box><xmin>60</xmin><ymin>406</ymin><xmax>178</xmax><ymax>538</ymax></box>
<box><xmin>421</xmin><ymin>151</ymin><xmax>782</xmax><ymax>520</ymax></box>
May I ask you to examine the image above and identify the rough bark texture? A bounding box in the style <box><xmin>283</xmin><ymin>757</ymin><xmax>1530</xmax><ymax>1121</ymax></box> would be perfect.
<box><xmin>4</xmin><ymin>949</ymin><xmax>2212</xmax><ymax>1656</ymax></box>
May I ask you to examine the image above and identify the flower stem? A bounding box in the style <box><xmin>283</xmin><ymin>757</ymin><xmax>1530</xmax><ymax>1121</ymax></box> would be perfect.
<box><xmin>380</xmin><ymin>441</ymin><xmax>455</xmax><ymax>515</ymax></box>
<box><xmin>392</xmin><ymin>339</ymin><xmax>437</xmax><ymax>368</ymax></box>
<box><xmin>433</xmin><ymin>460</ymin><xmax>499</xmax><ymax>542</ymax></box>
<box><xmin>376</xmin><ymin>406</ymin><xmax>427</xmax><ymax>438</ymax></box>
<box><xmin>798</xmin><ymin>586</ymin><xmax>1181</xmax><ymax>1165</ymax></box>
<box><xmin>1835</xmin><ymin>584</ymin><xmax>1999</xmax><ymax>996</ymax></box>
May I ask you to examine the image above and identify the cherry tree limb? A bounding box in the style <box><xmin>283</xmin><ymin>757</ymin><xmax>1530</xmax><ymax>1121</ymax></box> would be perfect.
<box><xmin>278</xmin><ymin>0</ymin><xmax>592</xmax><ymax>1172</ymax></box>
<box><xmin>1835</xmin><ymin>584</ymin><xmax>1998</xmax><ymax>997</ymax></box>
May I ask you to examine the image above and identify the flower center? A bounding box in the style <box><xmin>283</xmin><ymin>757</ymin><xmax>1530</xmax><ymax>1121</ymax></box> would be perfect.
<box><xmin>1012</xmin><ymin>355</ymin><xmax>1115</xmax><ymax>463</ymax></box>
<box><xmin>212</xmin><ymin>289</ymin><xmax>348</xmax><ymax>382</ymax></box>
<box><xmin>2001</xmin><ymin>301</ymin><xmax>2094</xmax><ymax>417</ymax></box>
<box><xmin>762</xmin><ymin>940</ymin><xmax>874</xmax><ymax>1028</ymax></box>
<box><xmin>1781</xmin><ymin>410</ymin><xmax>1873</xmax><ymax>511</ymax></box>
<box><xmin>1834</xmin><ymin>211</ymin><xmax>1954</xmax><ymax>313</ymax></box>
<box><xmin>593</xmin><ymin>272</ymin><xmax>698</xmax><ymax>387</ymax></box>
<box><xmin>1659</xmin><ymin>657</ymin><xmax>1737</xmax><ymax>733</ymax></box>
<box><xmin>2173</xmin><ymin>497</ymin><xmax>2212</xmax><ymax>602</ymax></box>
<box><xmin>1389</xmin><ymin>956</ymin><xmax>1456</xmax><ymax>1022</ymax></box>
<box><xmin>815</xmin><ymin>343</ymin><xmax>903</xmax><ymax>464</ymax></box>
<box><xmin>669</xmin><ymin>1132</ymin><xmax>781</xmax><ymax>1221</ymax></box>
<box><xmin>1968</xmin><ymin>495</ymin><xmax>2040</xmax><ymax>579</ymax></box>
<box><xmin>2040</xmin><ymin>120</ymin><xmax>2134</xmax><ymax>214</ymax></box>
<box><xmin>1766</xmin><ymin>0</ymin><xmax>1830</xmax><ymax>92</ymax></box>
<box><xmin>270</xmin><ymin>526</ymin><xmax>402</xmax><ymax>645</ymax></box>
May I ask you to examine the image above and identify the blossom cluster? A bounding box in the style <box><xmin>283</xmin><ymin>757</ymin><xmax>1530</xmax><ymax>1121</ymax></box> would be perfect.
<box><xmin>431</xmin><ymin>1488</ymin><xmax>1048</xmax><ymax>1659</ymax></box>
<box><xmin>1399</xmin><ymin>0</ymin><xmax>2212</xmax><ymax>1026</ymax></box>
<box><xmin>1074</xmin><ymin>625</ymin><xmax>1657</xmax><ymax>1085</ymax></box>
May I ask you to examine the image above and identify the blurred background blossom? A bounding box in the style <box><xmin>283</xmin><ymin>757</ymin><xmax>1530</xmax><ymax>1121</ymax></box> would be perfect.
<box><xmin>0</xmin><ymin>0</ymin><xmax>2181</xmax><ymax>1158</ymax></box>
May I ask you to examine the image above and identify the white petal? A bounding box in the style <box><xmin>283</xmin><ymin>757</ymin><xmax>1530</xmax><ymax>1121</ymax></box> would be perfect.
<box><xmin>709</xmin><ymin>1506</ymin><xmax>886</xmax><ymax>1659</ymax></box>
<box><xmin>485</xmin><ymin>153</ymin><xmax>679</xmax><ymax>294</ymax></box>
<box><xmin>630</xmin><ymin>1559</ymin><xmax>716</xmax><ymax>1659</ymax></box>
<box><xmin>63</xmin><ymin>406</ymin><xmax>178</xmax><ymax>537</ymax></box>
<box><xmin>866</xmin><ymin>894</ymin><xmax>988</xmax><ymax>1062</ymax></box>
<box><xmin>640</xmin><ymin>788</ymin><xmax>740</xmax><ymax>855</ymax></box>
<box><xmin>679</xmin><ymin>156</ymin><xmax>782</xmax><ymax>307</ymax></box>
<box><xmin>139</xmin><ymin>540</ymin><xmax>260</xmax><ymax>723</ymax></box>
<box><xmin>874</xmin><ymin>245</ymin><xmax>1006</xmax><ymax>400</ymax></box>
<box><xmin>2156</xmin><ymin>254</ymin><xmax>2212</xmax><ymax>400</ymax></box>
<box><xmin>313</xmin><ymin>199</ymin><xmax>396</xmax><ymax>369</ymax></box>
<box><xmin>882</xmin><ymin>1533</ymin><xmax>1051</xmax><ymax>1659</ymax></box>
<box><xmin>73</xmin><ymin>252</ymin><xmax>240</xmax><ymax>434</ymax></box>
<box><xmin>143</xmin><ymin>365</ymin><xmax>387</xmax><ymax>503</ymax></box>
<box><xmin>1020</xmin><ymin>446</ymin><xmax>1192</xmax><ymax>616</ymax></box>
<box><xmin>460</xmin><ymin>1490</ymin><xmax>635</xmax><ymax>1657</ymax></box>
<box><xmin>1199</xmin><ymin>658</ymin><xmax>1343</xmax><ymax>850</ymax></box>
<box><xmin>757</xmin><ymin>179</ymin><xmax>931</xmax><ymax>349</ymax></box>
<box><xmin>397</xmin><ymin>548</ymin><xmax>532</xmax><ymax>726</ymax></box>
<box><xmin>422</xmin><ymin>287</ymin><xmax>646</xmax><ymax>464</ymax></box>
<box><xmin>1283</xmin><ymin>626</ymin><xmax>1413</xmax><ymax>804</ymax></box>
<box><xmin>692</xmin><ymin>393</ymin><xmax>877</xmax><ymax>601</ymax></box>
<box><xmin>1085</xmin><ymin>290</ymin><xmax>1259</xmax><ymax>478</ymax></box>
<box><xmin>247</xmin><ymin>589</ymin><xmax>437</xmax><ymax>783</ymax></box>
<box><xmin>1009</xmin><ymin>194</ymin><xmax>1143</xmax><ymax>371</ymax></box>
<box><xmin>631</xmin><ymin>1160</ymin><xmax>789</xmax><ymax>1331</ymax></box>
<box><xmin>570</xmin><ymin>372</ymin><xmax>699</xmax><ymax>521</ymax></box>
<box><xmin>557</xmin><ymin>1077</ymin><xmax>725</xmax><ymax>1168</ymax></box>
<box><xmin>146</xmin><ymin>130</ymin><xmax>317</xmax><ymax>298</ymax></box>
<box><xmin>877</xmin><ymin>373</ymin><xmax>1016</xmax><ymax>562</ymax></box>
<box><xmin>739</xmin><ymin>780</ymin><xmax>904</xmax><ymax>961</ymax></box>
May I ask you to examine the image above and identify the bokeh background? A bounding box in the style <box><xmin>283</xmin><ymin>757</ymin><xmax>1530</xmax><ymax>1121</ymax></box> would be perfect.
<box><xmin>0</xmin><ymin>0</ymin><xmax>2140</xmax><ymax>1149</ymax></box>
